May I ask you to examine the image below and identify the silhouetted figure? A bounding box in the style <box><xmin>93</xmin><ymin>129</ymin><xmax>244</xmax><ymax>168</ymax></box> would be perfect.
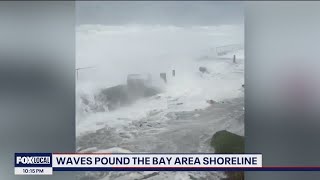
<box><xmin>233</xmin><ymin>55</ymin><xmax>236</xmax><ymax>63</ymax></box>
<box><xmin>160</xmin><ymin>73</ymin><xmax>167</xmax><ymax>83</ymax></box>
<box><xmin>172</xmin><ymin>70</ymin><xmax>175</xmax><ymax>77</ymax></box>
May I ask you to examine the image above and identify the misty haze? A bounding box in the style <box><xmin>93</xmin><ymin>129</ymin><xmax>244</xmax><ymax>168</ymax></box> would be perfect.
<box><xmin>76</xmin><ymin>2</ymin><xmax>244</xmax><ymax>180</ymax></box>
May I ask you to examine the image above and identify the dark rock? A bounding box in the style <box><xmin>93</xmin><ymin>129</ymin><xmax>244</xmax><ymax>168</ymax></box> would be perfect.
<box><xmin>224</xmin><ymin>171</ymin><xmax>244</xmax><ymax>180</ymax></box>
<box><xmin>97</xmin><ymin>85</ymin><xmax>129</xmax><ymax>111</ymax></box>
<box><xmin>210</xmin><ymin>130</ymin><xmax>244</xmax><ymax>154</ymax></box>
<box><xmin>210</xmin><ymin>130</ymin><xmax>244</xmax><ymax>180</ymax></box>
<box><xmin>206</xmin><ymin>100</ymin><xmax>216</xmax><ymax>105</ymax></box>
<box><xmin>92</xmin><ymin>84</ymin><xmax>160</xmax><ymax>112</ymax></box>
<box><xmin>199</xmin><ymin>66</ymin><xmax>209</xmax><ymax>74</ymax></box>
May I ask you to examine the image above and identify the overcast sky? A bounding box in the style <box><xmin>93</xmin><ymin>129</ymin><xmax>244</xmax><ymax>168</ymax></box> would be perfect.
<box><xmin>76</xmin><ymin>1</ymin><xmax>243</xmax><ymax>26</ymax></box>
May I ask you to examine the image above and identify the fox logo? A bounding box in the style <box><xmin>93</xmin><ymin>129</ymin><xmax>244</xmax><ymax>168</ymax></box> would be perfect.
<box><xmin>16</xmin><ymin>156</ymin><xmax>50</xmax><ymax>164</ymax></box>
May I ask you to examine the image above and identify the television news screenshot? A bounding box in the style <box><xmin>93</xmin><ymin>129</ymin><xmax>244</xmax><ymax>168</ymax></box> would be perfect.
<box><xmin>1</xmin><ymin>1</ymin><xmax>320</xmax><ymax>180</ymax></box>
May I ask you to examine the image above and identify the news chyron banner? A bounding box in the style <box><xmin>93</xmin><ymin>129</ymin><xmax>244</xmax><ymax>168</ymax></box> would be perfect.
<box><xmin>14</xmin><ymin>153</ymin><xmax>262</xmax><ymax>175</ymax></box>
